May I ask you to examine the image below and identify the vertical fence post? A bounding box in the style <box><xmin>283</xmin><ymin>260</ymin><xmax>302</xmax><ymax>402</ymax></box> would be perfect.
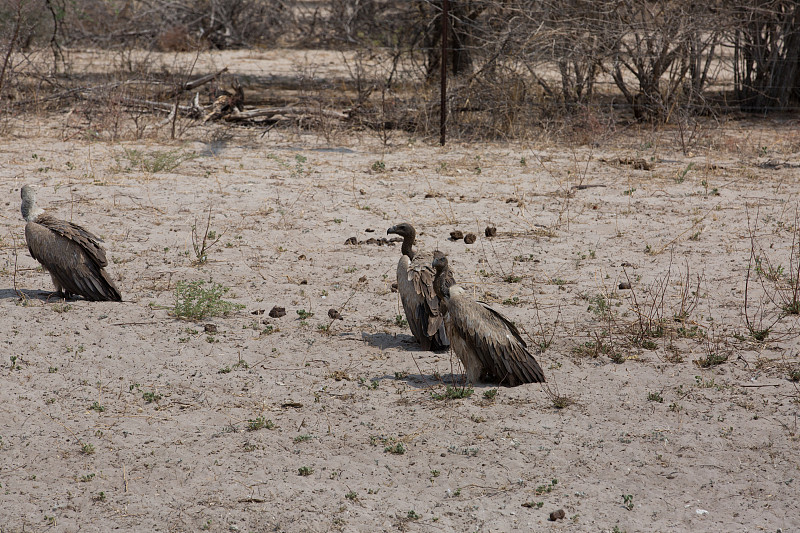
<box><xmin>440</xmin><ymin>0</ymin><xmax>448</xmax><ymax>146</ymax></box>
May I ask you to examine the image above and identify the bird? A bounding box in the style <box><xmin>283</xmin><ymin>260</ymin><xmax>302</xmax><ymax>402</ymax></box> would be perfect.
<box><xmin>20</xmin><ymin>185</ymin><xmax>122</xmax><ymax>302</ymax></box>
<box><xmin>387</xmin><ymin>222</ymin><xmax>453</xmax><ymax>350</ymax></box>
<box><xmin>204</xmin><ymin>78</ymin><xmax>244</xmax><ymax>122</ymax></box>
<box><xmin>432</xmin><ymin>252</ymin><xmax>545</xmax><ymax>386</ymax></box>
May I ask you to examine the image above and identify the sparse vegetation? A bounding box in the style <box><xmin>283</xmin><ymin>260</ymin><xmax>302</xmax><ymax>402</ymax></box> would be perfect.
<box><xmin>173</xmin><ymin>281</ymin><xmax>244</xmax><ymax>320</ymax></box>
<box><xmin>432</xmin><ymin>385</ymin><xmax>474</xmax><ymax>400</ymax></box>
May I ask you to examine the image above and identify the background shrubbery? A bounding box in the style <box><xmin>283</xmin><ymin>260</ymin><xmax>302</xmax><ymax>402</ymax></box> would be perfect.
<box><xmin>2</xmin><ymin>0</ymin><xmax>799</xmax><ymax>139</ymax></box>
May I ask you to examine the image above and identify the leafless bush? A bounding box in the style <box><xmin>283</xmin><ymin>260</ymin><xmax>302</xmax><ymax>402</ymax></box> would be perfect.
<box><xmin>60</xmin><ymin>0</ymin><xmax>292</xmax><ymax>50</ymax></box>
<box><xmin>731</xmin><ymin>1</ymin><xmax>800</xmax><ymax>112</ymax></box>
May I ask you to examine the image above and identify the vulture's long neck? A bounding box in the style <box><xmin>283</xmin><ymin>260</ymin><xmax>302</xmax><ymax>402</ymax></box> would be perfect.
<box><xmin>20</xmin><ymin>187</ymin><xmax>43</xmax><ymax>222</ymax></box>
<box><xmin>401</xmin><ymin>234</ymin><xmax>416</xmax><ymax>261</ymax></box>
<box><xmin>433</xmin><ymin>266</ymin><xmax>450</xmax><ymax>301</ymax></box>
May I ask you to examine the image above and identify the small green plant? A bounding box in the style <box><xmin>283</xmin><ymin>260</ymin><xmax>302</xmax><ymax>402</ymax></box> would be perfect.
<box><xmin>534</xmin><ymin>479</ymin><xmax>558</xmax><ymax>495</ymax></box>
<box><xmin>748</xmin><ymin>326</ymin><xmax>770</xmax><ymax>341</ymax></box>
<box><xmin>788</xmin><ymin>369</ymin><xmax>800</xmax><ymax>382</ymax></box>
<box><xmin>622</xmin><ymin>494</ymin><xmax>634</xmax><ymax>511</ymax></box>
<box><xmin>294</xmin><ymin>434</ymin><xmax>313</xmax><ymax>443</ymax></box>
<box><xmin>432</xmin><ymin>385</ymin><xmax>474</xmax><ymax>400</ymax></box>
<box><xmin>371</xmin><ymin>160</ymin><xmax>386</xmax><ymax>172</ymax></box>
<box><xmin>407</xmin><ymin>510</ymin><xmax>420</xmax><ymax>520</ymax></box>
<box><xmin>394</xmin><ymin>371</ymin><xmax>408</xmax><ymax>380</ymax></box>
<box><xmin>247</xmin><ymin>417</ymin><xmax>274</xmax><ymax>431</ymax></box>
<box><xmin>522</xmin><ymin>501</ymin><xmax>544</xmax><ymax>508</ymax></box>
<box><xmin>345</xmin><ymin>490</ymin><xmax>358</xmax><ymax>500</ymax></box>
<box><xmin>430</xmin><ymin>469</ymin><xmax>440</xmax><ymax>478</ymax></box>
<box><xmin>173</xmin><ymin>280</ymin><xmax>243</xmax><ymax>320</ymax></box>
<box><xmin>9</xmin><ymin>355</ymin><xmax>18</xmax><ymax>370</ymax></box>
<box><xmin>394</xmin><ymin>314</ymin><xmax>408</xmax><ymax>327</ymax></box>
<box><xmin>80</xmin><ymin>473</ymin><xmax>96</xmax><ymax>482</ymax></box>
<box><xmin>296</xmin><ymin>309</ymin><xmax>314</xmax><ymax>320</ymax></box>
<box><xmin>483</xmin><ymin>389</ymin><xmax>498</xmax><ymax>401</ymax></box>
<box><xmin>695</xmin><ymin>352</ymin><xmax>728</xmax><ymax>368</ymax></box>
<box><xmin>89</xmin><ymin>401</ymin><xmax>105</xmax><ymax>412</ymax></box>
<box><xmin>81</xmin><ymin>442</ymin><xmax>95</xmax><ymax>455</ymax></box>
<box><xmin>384</xmin><ymin>442</ymin><xmax>406</xmax><ymax>455</ymax></box>
<box><xmin>142</xmin><ymin>391</ymin><xmax>161</xmax><ymax>403</ymax></box>
<box><xmin>647</xmin><ymin>391</ymin><xmax>663</xmax><ymax>403</ymax></box>
<box><xmin>53</xmin><ymin>303</ymin><xmax>72</xmax><ymax>313</ymax></box>
<box><xmin>298</xmin><ymin>466</ymin><xmax>313</xmax><ymax>476</ymax></box>
<box><xmin>503</xmin><ymin>274</ymin><xmax>523</xmax><ymax>283</ymax></box>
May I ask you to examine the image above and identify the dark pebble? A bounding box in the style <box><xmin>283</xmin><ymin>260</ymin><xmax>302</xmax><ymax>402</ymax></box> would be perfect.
<box><xmin>450</xmin><ymin>230</ymin><xmax>464</xmax><ymax>240</ymax></box>
<box><xmin>464</xmin><ymin>233</ymin><xmax>477</xmax><ymax>244</ymax></box>
<box><xmin>619</xmin><ymin>282</ymin><xmax>632</xmax><ymax>290</ymax></box>
<box><xmin>549</xmin><ymin>509</ymin><xmax>566</xmax><ymax>521</ymax></box>
<box><xmin>204</xmin><ymin>323</ymin><xmax>218</xmax><ymax>333</ymax></box>
<box><xmin>485</xmin><ymin>226</ymin><xmax>497</xmax><ymax>237</ymax></box>
<box><xmin>345</xmin><ymin>237</ymin><xmax>358</xmax><ymax>245</ymax></box>
<box><xmin>328</xmin><ymin>309</ymin><xmax>343</xmax><ymax>320</ymax></box>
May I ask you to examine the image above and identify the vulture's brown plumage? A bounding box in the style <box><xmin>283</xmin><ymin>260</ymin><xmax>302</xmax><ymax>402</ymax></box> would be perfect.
<box><xmin>387</xmin><ymin>223</ymin><xmax>453</xmax><ymax>350</ymax></box>
<box><xmin>432</xmin><ymin>253</ymin><xmax>545</xmax><ymax>386</ymax></box>
<box><xmin>21</xmin><ymin>185</ymin><xmax>122</xmax><ymax>302</ymax></box>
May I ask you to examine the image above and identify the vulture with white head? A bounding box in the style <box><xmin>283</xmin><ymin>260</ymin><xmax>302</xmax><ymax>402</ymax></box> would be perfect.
<box><xmin>20</xmin><ymin>185</ymin><xmax>122</xmax><ymax>301</ymax></box>
<box><xmin>432</xmin><ymin>252</ymin><xmax>544</xmax><ymax>386</ymax></box>
<box><xmin>387</xmin><ymin>223</ymin><xmax>453</xmax><ymax>350</ymax></box>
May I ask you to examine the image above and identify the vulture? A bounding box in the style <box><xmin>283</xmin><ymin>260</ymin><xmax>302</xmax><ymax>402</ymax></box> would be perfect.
<box><xmin>387</xmin><ymin>223</ymin><xmax>453</xmax><ymax>350</ymax></box>
<box><xmin>20</xmin><ymin>185</ymin><xmax>122</xmax><ymax>302</ymax></box>
<box><xmin>203</xmin><ymin>78</ymin><xmax>244</xmax><ymax>122</ymax></box>
<box><xmin>432</xmin><ymin>253</ymin><xmax>545</xmax><ymax>386</ymax></box>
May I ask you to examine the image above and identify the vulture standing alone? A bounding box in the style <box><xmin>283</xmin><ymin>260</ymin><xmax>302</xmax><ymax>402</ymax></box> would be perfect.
<box><xmin>432</xmin><ymin>253</ymin><xmax>545</xmax><ymax>386</ymax></box>
<box><xmin>20</xmin><ymin>185</ymin><xmax>122</xmax><ymax>301</ymax></box>
<box><xmin>387</xmin><ymin>223</ymin><xmax>453</xmax><ymax>350</ymax></box>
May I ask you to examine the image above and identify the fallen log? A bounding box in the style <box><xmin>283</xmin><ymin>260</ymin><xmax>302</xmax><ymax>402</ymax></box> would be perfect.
<box><xmin>224</xmin><ymin>106</ymin><xmax>349</xmax><ymax>122</ymax></box>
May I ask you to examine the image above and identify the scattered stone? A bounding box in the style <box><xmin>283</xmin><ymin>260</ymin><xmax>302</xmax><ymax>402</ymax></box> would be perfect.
<box><xmin>485</xmin><ymin>226</ymin><xmax>497</xmax><ymax>237</ymax></box>
<box><xmin>391</xmin><ymin>282</ymin><xmax>398</xmax><ymax>293</ymax></box>
<box><xmin>299</xmin><ymin>279</ymin><xmax>308</xmax><ymax>285</ymax></box>
<box><xmin>269</xmin><ymin>306</ymin><xmax>286</xmax><ymax>318</ymax></box>
<box><xmin>619</xmin><ymin>281</ymin><xmax>632</xmax><ymax>290</ymax></box>
<box><xmin>251</xmin><ymin>309</ymin><xmax>265</xmax><ymax>315</ymax></box>
<box><xmin>358</xmin><ymin>275</ymin><xmax>368</xmax><ymax>283</ymax></box>
<box><xmin>344</xmin><ymin>236</ymin><xmax>358</xmax><ymax>245</ymax></box>
<box><xmin>365</xmin><ymin>228</ymin><xmax>374</xmax><ymax>232</ymax></box>
<box><xmin>450</xmin><ymin>230</ymin><xmax>464</xmax><ymax>240</ymax></box>
<box><xmin>204</xmin><ymin>323</ymin><xmax>218</xmax><ymax>333</ymax></box>
<box><xmin>464</xmin><ymin>233</ymin><xmax>477</xmax><ymax>244</ymax></box>
<box><xmin>549</xmin><ymin>509</ymin><xmax>566</xmax><ymax>521</ymax></box>
<box><xmin>328</xmin><ymin>308</ymin><xmax>343</xmax><ymax>320</ymax></box>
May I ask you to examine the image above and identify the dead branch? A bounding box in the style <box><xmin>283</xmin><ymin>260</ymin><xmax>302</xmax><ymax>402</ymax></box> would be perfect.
<box><xmin>161</xmin><ymin>67</ymin><xmax>229</xmax><ymax>98</ymax></box>
<box><xmin>224</xmin><ymin>106</ymin><xmax>350</xmax><ymax>122</ymax></box>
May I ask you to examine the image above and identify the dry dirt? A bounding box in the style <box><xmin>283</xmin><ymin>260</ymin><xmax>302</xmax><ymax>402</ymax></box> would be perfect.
<box><xmin>2</xmin><ymin>64</ymin><xmax>800</xmax><ymax>533</ymax></box>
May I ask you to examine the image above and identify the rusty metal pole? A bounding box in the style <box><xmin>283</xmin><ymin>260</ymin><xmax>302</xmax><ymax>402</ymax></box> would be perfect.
<box><xmin>440</xmin><ymin>0</ymin><xmax>448</xmax><ymax>146</ymax></box>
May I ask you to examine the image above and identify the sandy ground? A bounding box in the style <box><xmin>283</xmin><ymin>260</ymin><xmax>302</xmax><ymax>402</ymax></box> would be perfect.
<box><xmin>1</xmin><ymin>108</ymin><xmax>800</xmax><ymax>533</ymax></box>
